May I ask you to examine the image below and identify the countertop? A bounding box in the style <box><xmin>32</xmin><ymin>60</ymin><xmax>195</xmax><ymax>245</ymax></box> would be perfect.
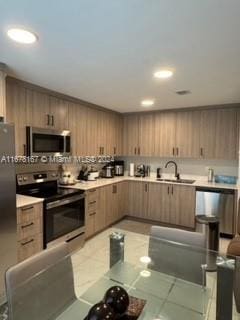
<box><xmin>16</xmin><ymin>194</ymin><xmax>44</xmax><ymax>209</ymax></box>
<box><xmin>60</xmin><ymin>176</ymin><xmax>239</xmax><ymax>191</ymax></box>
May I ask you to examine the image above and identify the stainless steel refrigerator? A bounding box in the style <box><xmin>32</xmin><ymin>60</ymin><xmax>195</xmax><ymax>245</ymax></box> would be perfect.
<box><xmin>0</xmin><ymin>123</ymin><xmax>16</xmax><ymax>304</ymax></box>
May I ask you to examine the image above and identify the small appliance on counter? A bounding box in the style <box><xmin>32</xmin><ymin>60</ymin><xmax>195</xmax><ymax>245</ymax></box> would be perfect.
<box><xmin>135</xmin><ymin>164</ymin><xmax>146</xmax><ymax>178</ymax></box>
<box><xmin>59</xmin><ymin>170</ymin><xmax>75</xmax><ymax>185</ymax></box>
<box><xmin>102</xmin><ymin>163</ymin><xmax>115</xmax><ymax>178</ymax></box>
<box><xmin>114</xmin><ymin>160</ymin><xmax>124</xmax><ymax>176</ymax></box>
<box><xmin>87</xmin><ymin>166</ymin><xmax>100</xmax><ymax>181</ymax></box>
<box><xmin>207</xmin><ymin>168</ymin><xmax>214</xmax><ymax>183</ymax></box>
<box><xmin>156</xmin><ymin>167</ymin><xmax>161</xmax><ymax>178</ymax></box>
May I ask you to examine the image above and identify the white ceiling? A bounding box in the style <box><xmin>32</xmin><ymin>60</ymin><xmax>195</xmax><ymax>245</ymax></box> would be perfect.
<box><xmin>1</xmin><ymin>0</ymin><xmax>240</xmax><ymax>113</ymax></box>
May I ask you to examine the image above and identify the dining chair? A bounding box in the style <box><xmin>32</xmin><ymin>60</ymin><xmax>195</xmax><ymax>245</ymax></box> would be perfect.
<box><xmin>148</xmin><ymin>225</ymin><xmax>207</xmax><ymax>285</ymax></box>
<box><xmin>5</xmin><ymin>243</ymin><xmax>78</xmax><ymax>320</ymax></box>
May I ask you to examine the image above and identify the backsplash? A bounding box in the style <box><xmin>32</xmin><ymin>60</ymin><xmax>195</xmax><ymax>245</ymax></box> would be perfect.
<box><xmin>117</xmin><ymin>156</ymin><xmax>238</xmax><ymax>179</ymax></box>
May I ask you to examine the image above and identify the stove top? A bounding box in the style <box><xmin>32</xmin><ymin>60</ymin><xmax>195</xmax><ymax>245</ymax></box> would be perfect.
<box><xmin>16</xmin><ymin>171</ymin><xmax>84</xmax><ymax>203</ymax></box>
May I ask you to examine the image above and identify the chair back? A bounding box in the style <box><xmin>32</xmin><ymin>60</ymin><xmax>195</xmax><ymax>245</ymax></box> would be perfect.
<box><xmin>149</xmin><ymin>226</ymin><xmax>206</xmax><ymax>285</ymax></box>
<box><xmin>5</xmin><ymin>243</ymin><xmax>76</xmax><ymax>320</ymax></box>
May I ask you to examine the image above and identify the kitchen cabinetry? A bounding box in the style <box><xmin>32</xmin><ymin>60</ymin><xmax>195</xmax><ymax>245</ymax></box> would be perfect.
<box><xmin>49</xmin><ymin>96</ymin><xmax>69</xmax><ymax>130</ymax></box>
<box><xmin>123</xmin><ymin>114</ymin><xmax>154</xmax><ymax>156</ymax></box>
<box><xmin>175</xmin><ymin>111</ymin><xmax>200</xmax><ymax>158</ymax></box>
<box><xmin>128</xmin><ymin>181</ymin><xmax>148</xmax><ymax>219</ymax></box>
<box><xmin>17</xmin><ymin>202</ymin><xmax>43</xmax><ymax>262</ymax></box>
<box><xmin>130</xmin><ymin>181</ymin><xmax>195</xmax><ymax>229</ymax></box>
<box><xmin>154</xmin><ymin>112</ymin><xmax>176</xmax><ymax>157</ymax></box>
<box><xmin>6</xmin><ymin>82</ymin><xmax>27</xmax><ymax>156</ymax></box>
<box><xmin>26</xmin><ymin>89</ymin><xmax>50</xmax><ymax>128</ymax></box>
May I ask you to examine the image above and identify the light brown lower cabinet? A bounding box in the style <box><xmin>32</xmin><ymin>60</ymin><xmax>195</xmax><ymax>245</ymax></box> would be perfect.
<box><xmin>129</xmin><ymin>182</ymin><xmax>196</xmax><ymax>229</ymax></box>
<box><xmin>127</xmin><ymin>181</ymin><xmax>148</xmax><ymax>219</ymax></box>
<box><xmin>17</xmin><ymin>203</ymin><xmax>43</xmax><ymax>262</ymax></box>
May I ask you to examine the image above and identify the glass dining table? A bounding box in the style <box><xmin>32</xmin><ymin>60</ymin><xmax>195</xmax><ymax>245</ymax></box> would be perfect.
<box><xmin>6</xmin><ymin>227</ymin><xmax>238</xmax><ymax>320</ymax></box>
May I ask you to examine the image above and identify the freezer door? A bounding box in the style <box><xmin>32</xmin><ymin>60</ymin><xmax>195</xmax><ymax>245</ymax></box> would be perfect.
<box><xmin>0</xmin><ymin>123</ymin><xmax>17</xmax><ymax>303</ymax></box>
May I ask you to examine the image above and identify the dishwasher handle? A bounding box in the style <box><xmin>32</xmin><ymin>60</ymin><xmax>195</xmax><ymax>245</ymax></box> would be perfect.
<box><xmin>196</xmin><ymin>187</ymin><xmax>234</xmax><ymax>195</ymax></box>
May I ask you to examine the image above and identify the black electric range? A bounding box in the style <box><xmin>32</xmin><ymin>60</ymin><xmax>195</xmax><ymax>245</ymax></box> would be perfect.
<box><xmin>17</xmin><ymin>171</ymin><xmax>85</xmax><ymax>248</ymax></box>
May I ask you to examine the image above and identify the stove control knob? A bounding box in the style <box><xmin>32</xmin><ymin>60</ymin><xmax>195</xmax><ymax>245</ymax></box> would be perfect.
<box><xmin>23</xmin><ymin>176</ymin><xmax>28</xmax><ymax>182</ymax></box>
<box><xmin>18</xmin><ymin>176</ymin><xmax>23</xmax><ymax>182</ymax></box>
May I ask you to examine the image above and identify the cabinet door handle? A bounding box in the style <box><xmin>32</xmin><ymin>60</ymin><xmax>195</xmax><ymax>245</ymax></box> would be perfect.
<box><xmin>138</xmin><ymin>147</ymin><xmax>140</xmax><ymax>155</ymax></box>
<box><xmin>176</xmin><ymin>147</ymin><xmax>179</xmax><ymax>156</ymax></box>
<box><xmin>99</xmin><ymin>147</ymin><xmax>102</xmax><ymax>155</ymax></box>
<box><xmin>144</xmin><ymin>183</ymin><xmax>148</xmax><ymax>192</ymax></box>
<box><xmin>172</xmin><ymin>148</ymin><xmax>175</xmax><ymax>156</ymax></box>
<box><xmin>89</xmin><ymin>201</ymin><xmax>96</xmax><ymax>205</ymax></box>
<box><xmin>47</xmin><ymin>114</ymin><xmax>50</xmax><ymax>126</ymax></box>
<box><xmin>171</xmin><ymin>186</ymin><xmax>174</xmax><ymax>195</ymax></box>
<box><xmin>21</xmin><ymin>206</ymin><xmax>34</xmax><ymax>211</ymax></box>
<box><xmin>200</xmin><ymin>148</ymin><xmax>204</xmax><ymax>157</ymax></box>
<box><xmin>134</xmin><ymin>147</ymin><xmax>137</xmax><ymax>155</ymax></box>
<box><xmin>89</xmin><ymin>212</ymin><xmax>96</xmax><ymax>216</ymax></box>
<box><xmin>89</xmin><ymin>189</ymin><xmax>96</xmax><ymax>193</ymax></box>
<box><xmin>113</xmin><ymin>147</ymin><xmax>116</xmax><ymax>155</ymax></box>
<box><xmin>21</xmin><ymin>222</ymin><xmax>34</xmax><ymax>229</ymax></box>
<box><xmin>21</xmin><ymin>239</ymin><xmax>34</xmax><ymax>246</ymax></box>
<box><xmin>51</xmin><ymin>115</ymin><xmax>54</xmax><ymax>126</ymax></box>
<box><xmin>23</xmin><ymin>144</ymin><xmax>26</xmax><ymax>156</ymax></box>
<box><xmin>102</xmin><ymin>147</ymin><xmax>104</xmax><ymax>155</ymax></box>
<box><xmin>167</xmin><ymin>186</ymin><xmax>170</xmax><ymax>194</ymax></box>
<box><xmin>112</xmin><ymin>185</ymin><xmax>117</xmax><ymax>193</ymax></box>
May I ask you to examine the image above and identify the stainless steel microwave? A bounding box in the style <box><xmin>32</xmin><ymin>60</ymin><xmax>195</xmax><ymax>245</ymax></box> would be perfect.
<box><xmin>26</xmin><ymin>126</ymin><xmax>71</xmax><ymax>157</ymax></box>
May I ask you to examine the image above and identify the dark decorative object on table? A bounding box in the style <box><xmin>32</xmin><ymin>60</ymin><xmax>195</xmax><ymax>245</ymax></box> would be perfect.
<box><xmin>85</xmin><ymin>302</ymin><xmax>115</xmax><ymax>320</ymax></box>
<box><xmin>104</xmin><ymin>286</ymin><xmax>129</xmax><ymax>316</ymax></box>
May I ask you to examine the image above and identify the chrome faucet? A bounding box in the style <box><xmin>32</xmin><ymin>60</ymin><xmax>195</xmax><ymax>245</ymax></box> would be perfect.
<box><xmin>165</xmin><ymin>161</ymin><xmax>180</xmax><ymax>180</ymax></box>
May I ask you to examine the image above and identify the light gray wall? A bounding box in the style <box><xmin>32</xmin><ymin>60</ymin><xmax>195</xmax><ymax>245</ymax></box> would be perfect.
<box><xmin>117</xmin><ymin>156</ymin><xmax>238</xmax><ymax>178</ymax></box>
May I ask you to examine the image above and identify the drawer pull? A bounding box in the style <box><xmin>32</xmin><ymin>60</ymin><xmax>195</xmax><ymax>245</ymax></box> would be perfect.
<box><xmin>89</xmin><ymin>212</ymin><xmax>96</xmax><ymax>216</ymax></box>
<box><xmin>21</xmin><ymin>222</ymin><xmax>34</xmax><ymax>229</ymax></box>
<box><xmin>89</xmin><ymin>201</ymin><xmax>96</xmax><ymax>205</ymax></box>
<box><xmin>21</xmin><ymin>239</ymin><xmax>34</xmax><ymax>246</ymax></box>
<box><xmin>21</xmin><ymin>206</ymin><xmax>34</xmax><ymax>211</ymax></box>
<box><xmin>89</xmin><ymin>189</ymin><xmax>96</xmax><ymax>193</ymax></box>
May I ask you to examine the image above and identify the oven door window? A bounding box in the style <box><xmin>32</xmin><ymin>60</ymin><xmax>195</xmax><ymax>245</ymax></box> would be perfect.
<box><xmin>45</xmin><ymin>198</ymin><xmax>84</xmax><ymax>244</ymax></box>
<box><xmin>33</xmin><ymin>133</ymin><xmax>64</xmax><ymax>153</ymax></box>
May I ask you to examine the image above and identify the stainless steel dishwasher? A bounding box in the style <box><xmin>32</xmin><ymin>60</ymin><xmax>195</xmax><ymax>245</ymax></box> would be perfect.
<box><xmin>196</xmin><ymin>187</ymin><xmax>235</xmax><ymax>236</ymax></box>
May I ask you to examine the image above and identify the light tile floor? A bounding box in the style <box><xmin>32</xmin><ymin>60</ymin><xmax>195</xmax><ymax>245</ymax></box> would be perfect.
<box><xmin>71</xmin><ymin>218</ymin><xmax>239</xmax><ymax>320</ymax></box>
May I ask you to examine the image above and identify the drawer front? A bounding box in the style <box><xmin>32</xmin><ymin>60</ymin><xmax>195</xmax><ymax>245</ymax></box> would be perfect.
<box><xmin>87</xmin><ymin>200</ymin><xmax>98</xmax><ymax>213</ymax></box>
<box><xmin>18</xmin><ymin>234</ymin><xmax>43</xmax><ymax>262</ymax></box>
<box><xmin>17</xmin><ymin>203</ymin><xmax>43</xmax><ymax>225</ymax></box>
<box><xmin>17</xmin><ymin>218</ymin><xmax>42</xmax><ymax>240</ymax></box>
<box><xmin>87</xmin><ymin>189</ymin><xmax>99</xmax><ymax>202</ymax></box>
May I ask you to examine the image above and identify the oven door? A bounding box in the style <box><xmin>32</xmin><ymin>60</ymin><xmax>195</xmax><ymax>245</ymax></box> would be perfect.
<box><xmin>45</xmin><ymin>194</ymin><xmax>85</xmax><ymax>247</ymax></box>
<box><xmin>26</xmin><ymin>126</ymin><xmax>71</xmax><ymax>157</ymax></box>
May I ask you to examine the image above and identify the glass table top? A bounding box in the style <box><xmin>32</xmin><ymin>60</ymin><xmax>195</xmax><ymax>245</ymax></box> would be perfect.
<box><xmin>6</xmin><ymin>227</ymin><xmax>238</xmax><ymax>320</ymax></box>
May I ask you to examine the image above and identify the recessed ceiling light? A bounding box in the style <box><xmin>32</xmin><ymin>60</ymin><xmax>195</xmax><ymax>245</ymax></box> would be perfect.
<box><xmin>7</xmin><ymin>28</ymin><xmax>37</xmax><ymax>44</ymax></box>
<box><xmin>154</xmin><ymin>69</ymin><xmax>173</xmax><ymax>79</ymax></box>
<box><xmin>141</xmin><ymin>99</ymin><xmax>154</xmax><ymax>107</ymax></box>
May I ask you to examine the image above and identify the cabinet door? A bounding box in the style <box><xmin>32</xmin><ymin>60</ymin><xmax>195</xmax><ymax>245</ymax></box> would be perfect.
<box><xmin>26</xmin><ymin>89</ymin><xmax>50</xmax><ymax>128</ymax></box>
<box><xmin>49</xmin><ymin>96</ymin><xmax>69</xmax><ymax>130</ymax></box>
<box><xmin>117</xmin><ymin>181</ymin><xmax>128</xmax><ymax>219</ymax></box>
<box><xmin>6</xmin><ymin>82</ymin><xmax>27</xmax><ymax>156</ymax></box>
<box><xmin>123</xmin><ymin>115</ymin><xmax>139</xmax><ymax>156</ymax></box>
<box><xmin>86</xmin><ymin>107</ymin><xmax>99</xmax><ymax>155</ymax></box>
<box><xmin>107</xmin><ymin>113</ymin><xmax>123</xmax><ymax>156</ymax></box>
<box><xmin>139</xmin><ymin>114</ymin><xmax>155</xmax><ymax>156</ymax></box>
<box><xmin>215</xmin><ymin>108</ymin><xmax>237</xmax><ymax>159</ymax></box>
<box><xmin>170</xmin><ymin>185</ymin><xmax>195</xmax><ymax>228</ymax></box>
<box><xmin>175</xmin><ymin>111</ymin><xmax>200</xmax><ymax>158</ymax></box>
<box><xmin>147</xmin><ymin>183</ymin><xmax>171</xmax><ymax>223</ymax></box>
<box><xmin>154</xmin><ymin>112</ymin><xmax>176</xmax><ymax>157</ymax></box>
<box><xmin>128</xmin><ymin>181</ymin><xmax>148</xmax><ymax>218</ymax></box>
<box><xmin>200</xmin><ymin>109</ymin><xmax>217</xmax><ymax>159</ymax></box>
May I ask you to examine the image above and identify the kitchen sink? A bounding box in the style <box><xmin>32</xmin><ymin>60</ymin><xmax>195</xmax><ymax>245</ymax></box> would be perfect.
<box><xmin>156</xmin><ymin>178</ymin><xmax>195</xmax><ymax>184</ymax></box>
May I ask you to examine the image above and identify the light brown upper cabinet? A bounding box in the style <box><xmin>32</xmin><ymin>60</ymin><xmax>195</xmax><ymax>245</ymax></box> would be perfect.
<box><xmin>139</xmin><ymin>114</ymin><xmax>155</xmax><ymax>156</ymax></box>
<box><xmin>175</xmin><ymin>110</ymin><xmax>201</xmax><ymax>158</ymax></box>
<box><xmin>123</xmin><ymin>114</ymin><xmax>139</xmax><ymax>155</ymax></box>
<box><xmin>6</xmin><ymin>82</ymin><xmax>27</xmax><ymax>156</ymax></box>
<box><xmin>199</xmin><ymin>108</ymin><xmax>238</xmax><ymax>160</ymax></box>
<box><xmin>26</xmin><ymin>90</ymin><xmax>69</xmax><ymax>130</ymax></box>
<box><xmin>123</xmin><ymin>114</ymin><xmax>154</xmax><ymax>156</ymax></box>
<box><xmin>107</xmin><ymin>113</ymin><xmax>123</xmax><ymax>156</ymax></box>
<box><xmin>154</xmin><ymin>111</ymin><xmax>176</xmax><ymax>157</ymax></box>
<box><xmin>49</xmin><ymin>96</ymin><xmax>69</xmax><ymax>130</ymax></box>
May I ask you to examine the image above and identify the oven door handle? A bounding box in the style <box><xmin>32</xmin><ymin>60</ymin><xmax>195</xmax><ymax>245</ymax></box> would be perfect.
<box><xmin>46</xmin><ymin>194</ymin><xmax>85</xmax><ymax>209</ymax></box>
